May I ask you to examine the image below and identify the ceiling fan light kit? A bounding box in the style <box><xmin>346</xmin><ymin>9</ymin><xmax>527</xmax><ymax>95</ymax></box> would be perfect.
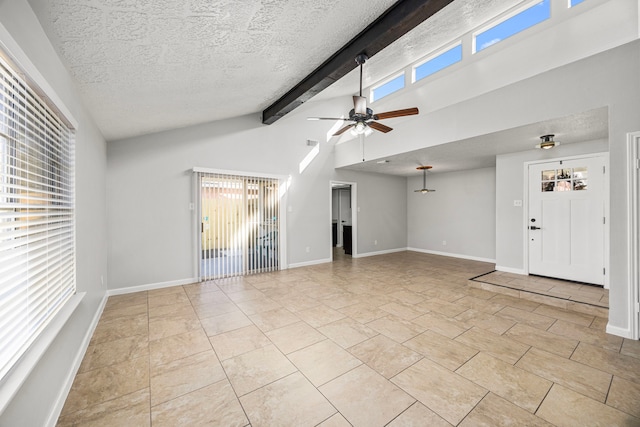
<box><xmin>308</xmin><ymin>53</ymin><xmax>419</xmax><ymax>137</ymax></box>
<box><xmin>351</xmin><ymin>121</ymin><xmax>373</xmax><ymax>136</ymax></box>
<box><xmin>536</xmin><ymin>134</ymin><xmax>559</xmax><ymax>149</ymax></box>
<box><xmin>414</xmin><ymin>165</ymin><xmax>436</xmax><ymax>193</ymax></box>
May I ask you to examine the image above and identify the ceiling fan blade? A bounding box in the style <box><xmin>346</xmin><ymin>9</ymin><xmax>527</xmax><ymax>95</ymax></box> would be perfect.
<box><xmin>308</xmin><ymin>117</ymin><xmax>349</xmax><ymax>122</ymax></box>
<box><xmin>333</xmin><ymin>123</ymin><xmax>356</xmax><ymax>136</ymax></box>
<box><xmin>368</xmin><ymin>121</ymin><xmax>393</xmax><ymax>133</ymax></box>
<box><xmin>373</xmin><ymin>107</ymin><xmax>419</xmax><ymax>120</ymax></box>
<box><xmin>353</xmin><ymin>96</ymin><xmax>367</xmax><ymax>115</ymax></box>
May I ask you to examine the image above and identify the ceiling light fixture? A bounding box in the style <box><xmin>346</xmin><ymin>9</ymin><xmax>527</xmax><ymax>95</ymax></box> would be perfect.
<box><xmin>350</xmin><ymin>121</ymin><xmax>373</xmax><ymax>136</ymax></box>
<box><xmin>414</xmin><ymin>166</ymin><xmax>436</xmax><ymax>193</ymax></box>
<box><xmin>536</xmin><ymin>134</ymin><xmax>559</xmax><ymax>150</ymax></box>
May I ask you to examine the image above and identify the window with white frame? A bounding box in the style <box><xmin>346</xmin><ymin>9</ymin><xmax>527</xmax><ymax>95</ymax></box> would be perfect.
<box><xmin>474</xmin><ymin>0</ymin><xmax>551</xmax><ymax>53</ymax></box>
<box><xmin>0</xmin><ymin>54</ymin><xmax>76</xmax><ymax>381</ymax></box>
<box><xmin>413</xmin><ymin>43</ymin><xmax>463</xmax><ymax>83</ymax></box>
<box><xmin>371</xmin><ymin>73</ymin><xmax>405</xmax><ymax>102</ymax></box>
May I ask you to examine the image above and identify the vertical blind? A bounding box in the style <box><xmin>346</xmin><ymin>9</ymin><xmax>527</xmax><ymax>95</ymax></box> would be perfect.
<box><xmin>199</xmin><ymin>172</ymin><xmax>280</xmax><ymax>280</ymax></box>
<box><xmin>0</xmin><ymin>55</ymin><xmax>75</xmax><ymax>381</ymax></box>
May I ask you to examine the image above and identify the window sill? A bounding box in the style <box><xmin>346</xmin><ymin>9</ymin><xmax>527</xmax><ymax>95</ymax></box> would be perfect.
<box><xmin>0</xmin><ymin>292</ymin><xmax>85</xmax><ymax>414</ymax></box>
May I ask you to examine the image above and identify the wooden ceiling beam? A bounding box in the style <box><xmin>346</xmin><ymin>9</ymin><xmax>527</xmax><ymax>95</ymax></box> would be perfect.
<box><xmin>261</xmin><ymin>0</ymin><xmax>455</xmax><ymax>125</ymax></box>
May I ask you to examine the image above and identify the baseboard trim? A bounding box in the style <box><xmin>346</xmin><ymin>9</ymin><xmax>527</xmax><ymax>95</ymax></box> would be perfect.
<box><xmin>108</xmin><ymin>277</ymin><xmax>200</xmax><ymax>296</ymax></box>
<box><xmin>45</xmin><ymin>292</ymin><xmax>106</xmax><ymax>427</ymax></box>
<box><xmin>353</xmin><ymin>248</ymin><xmax>407</xmax><ymax>258</ymax></box>
<box><xmin>407</xmin><ymin>248</ymin><xmax>495</xmax><ymax>264</ymax></box>
<box><xmin>606</xmin><ymin>323</ymin><xmax>633</xmax><ymax>339</ymax></box>
<box><xmin>495</xmin><ymin>265</ymin><xmax>527</xmax><ymax>275</ymax></box>
<box><xmin>288</xmin><ymin>258</ymin><xmax>332</xmax><ymax>269</ymax></box>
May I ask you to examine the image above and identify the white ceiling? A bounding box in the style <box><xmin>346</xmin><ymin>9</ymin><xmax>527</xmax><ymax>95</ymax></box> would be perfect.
<box><xmin>27</xmin><ymin>0</ymin><xmax>524</xmax><ymax>142</ymax></box>
<box><xmin>339</xmin><ymin>107</ymin><xmax>609</xmax><ymax>176</ymax></box>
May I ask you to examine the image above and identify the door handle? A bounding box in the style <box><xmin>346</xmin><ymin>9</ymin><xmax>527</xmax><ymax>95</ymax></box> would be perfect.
<box><xmin>530</xmin><ymin>226</ymin><xmax>541</xmax><ymax>230</ymax></box>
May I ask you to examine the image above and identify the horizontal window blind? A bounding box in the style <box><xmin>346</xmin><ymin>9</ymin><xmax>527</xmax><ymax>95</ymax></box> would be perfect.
<box><xmin>199</xmin><ymin>173</ymin><xmax>279</xmax><ymax>280</ymax></box>
<box><xmin>0</xmin><ymin>55</ymin><xmax>75</xmax><ymax>381</ymax></box>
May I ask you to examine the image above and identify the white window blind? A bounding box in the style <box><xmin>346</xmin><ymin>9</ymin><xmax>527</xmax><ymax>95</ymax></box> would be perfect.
<box><xmin>199</xmin><ymin>173</ymin><xmax>280</xmax><ymax>280</ymax></box>
<box><xmin>0</xmin><ymin>55</ymin><xmax>75</xmax><ymax>381</ymax></box>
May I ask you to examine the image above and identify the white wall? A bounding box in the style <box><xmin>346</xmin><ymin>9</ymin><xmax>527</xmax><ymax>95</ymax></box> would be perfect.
<box><xmin>351</xmin><ymin>172</ymin><xmax>407</xmax><ymax>255</ymax></box>
<box><xmin>407</xmin><ymin>167</ymin><xmax>496</xmax><ymax>262</ymax></box>
<box><xmin>331</xmin><ymin>189</ymin><xmax>339</xmax><ymax>221</ymax></box>
<box><xmin>107</xmin><ymin>106</ymin><xmax>408</xmax><ymax>290</ymax></box>
<box><xmin>0</xmin><ymin>0</ymin><xmax>108</xmax><ymax>425</ymax></box>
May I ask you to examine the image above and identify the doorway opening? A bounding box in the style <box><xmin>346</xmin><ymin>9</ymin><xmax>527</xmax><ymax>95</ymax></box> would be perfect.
<box><xmin>331</xmin><ymin>181</ymin><xmax>356</xmax><ymax>261</ymax></box>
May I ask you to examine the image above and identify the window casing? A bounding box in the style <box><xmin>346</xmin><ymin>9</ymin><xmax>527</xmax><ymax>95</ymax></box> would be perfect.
<box><xmin>0</xmin><ymin>54</ymin><xmax>76</xmax><ymax>382</ymax></box>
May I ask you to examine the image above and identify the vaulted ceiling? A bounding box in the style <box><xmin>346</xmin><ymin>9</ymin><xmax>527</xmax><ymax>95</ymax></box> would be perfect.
<box><xmin>27</xmin><ymin>0</ymin><xmax>524</xmax><ymax>141</ymax></box>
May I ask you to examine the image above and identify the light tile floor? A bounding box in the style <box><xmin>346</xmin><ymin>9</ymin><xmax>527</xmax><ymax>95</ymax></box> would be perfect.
<box><xmin>57</xmin><ymin>251</ymin><xmax>640</xmax><ymax>426</ymax></box>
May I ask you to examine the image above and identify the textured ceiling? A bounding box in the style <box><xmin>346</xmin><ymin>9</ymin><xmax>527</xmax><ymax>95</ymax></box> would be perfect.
<box><xmin>340</xmin><ymin>107</ymin><xmax>610</xmax><ymax>176</ymax></box>
<box><xmin>27</xmin><ymin>0</ymin><xmax>525</xmax><ymax>141</ymax></box>
<box><xmin>28</xmin><ymin>0</ymin><xmax>397</xmax><ymax>140</ymax></box>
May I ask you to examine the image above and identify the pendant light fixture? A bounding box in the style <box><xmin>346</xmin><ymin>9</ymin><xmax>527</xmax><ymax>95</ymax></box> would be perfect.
<box><xmin>414</xmin><ymin>166</ymin><xmax>436</xmax><ymax>193</ymax></box>
<box><xmin>536</xmin><ymin>134</ymin><xmax>559</xmax><ymax>149</ymax></box>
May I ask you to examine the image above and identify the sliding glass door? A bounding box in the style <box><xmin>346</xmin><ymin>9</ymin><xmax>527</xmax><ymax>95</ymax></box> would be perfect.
<box><xmin>198</xmin><ymin>172</ymin><xmax>280</xmax><ymax>280</ymax></box>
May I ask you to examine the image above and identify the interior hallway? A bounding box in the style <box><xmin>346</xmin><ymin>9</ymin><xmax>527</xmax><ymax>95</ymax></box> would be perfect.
<box><xmin>57</xmin><ymin>252</ymin><xmax>640</xmax><ymax>426</ymax></box>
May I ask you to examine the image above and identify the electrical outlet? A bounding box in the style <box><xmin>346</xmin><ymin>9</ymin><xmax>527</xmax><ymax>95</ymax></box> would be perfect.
<box><xmin>442</xmin><ymin>240</ymin><xmax>447</xmax><ymax>246</ymax></box>
<box><xmin>374</xmin><ymin>240</ymin><xmax>378</xmax><ymax>245</ymax></box>
<box><xmin>513</xmin><ymin>200</ymin><xmax>523</xmax><ymax>207</ymax></box>
<box><xmin>305</xmin><ymin>246</ymin><xmax>310</xmax><ymax>253</ymax></box>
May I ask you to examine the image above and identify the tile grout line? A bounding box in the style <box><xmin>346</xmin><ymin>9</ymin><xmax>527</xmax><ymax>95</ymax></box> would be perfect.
<box><xmin>603</xmin><ymin>374</ymin><xmax>614</xmax><ymax>408</ymax></box>
<box><xmin>456</xmin><ymin>389</ymin><xmax>491</xmax><ymax>427</ymax></box>
<box><xmin>532</xmin><ymin>381</ymin><xmax>555</xmax><ymax>417</ymax></box>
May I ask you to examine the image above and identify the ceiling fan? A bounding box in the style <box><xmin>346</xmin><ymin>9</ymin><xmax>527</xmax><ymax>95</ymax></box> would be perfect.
<box><xmin>308</xmin><ymin>53</ymin><xmax>419</xmax><ymax>136</ymax></box>
<box><xmin>414</xmin><ymin>166</ymin><xmax>436</xmax><ymax>193</ymax></box>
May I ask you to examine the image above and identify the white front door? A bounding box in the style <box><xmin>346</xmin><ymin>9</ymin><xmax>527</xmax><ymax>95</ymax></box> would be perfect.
<box><xmin>528</xmin><ymin>156</ymin><xmax>605</xmax><ymax>285</ymax></box>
